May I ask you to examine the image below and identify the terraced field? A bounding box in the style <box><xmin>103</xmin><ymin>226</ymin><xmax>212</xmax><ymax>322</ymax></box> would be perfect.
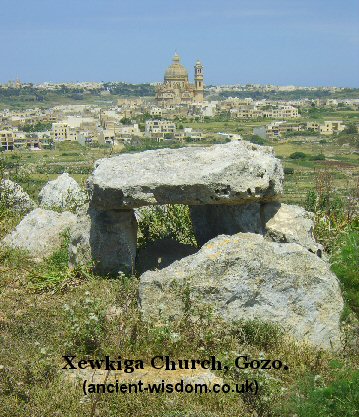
<box><xmin>1</xmin><ymin>132</ymin><xmax>358</xmax><ymax>207</ymax></box>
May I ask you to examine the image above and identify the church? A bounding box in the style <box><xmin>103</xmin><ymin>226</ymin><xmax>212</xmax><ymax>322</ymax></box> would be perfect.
<box><xmin>156</xmin><ymin>53</ymin><xmax>204</xmax><ymax>107</ymax></box>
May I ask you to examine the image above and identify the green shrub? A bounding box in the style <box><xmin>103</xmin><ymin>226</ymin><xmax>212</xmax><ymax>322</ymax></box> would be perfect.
<box><xmin>305</xmin><ymin>190</ymin><xmax>317</xmax><ymax>212</ymax></box>
<box><xmin>337</xmin><ymin>134</ymin><xmax>359</xmax><ymax>147</ymax></box>
<box><xmin>343</xmin><ymin>123</ymin><xmax>358</xmax><ymax>134</ymax></box>
<box><xmin>310</xmin><ymin>154</ymin><xmax>326</xmax><ymax>161</ymax></box>
<box><xmin>289</xmin><ymin>151</ymin><xmax>307</xmax><ymax>159</ymax></box>
<box><xmin>304</xmin><ymin>172</ymin><xmax>359</xmax><ymax>318</ymax></box>
<box><xmin>283</xmin><ymin>371</ymin><xmax>359</xmax><ymax>417</ymax></box>
<box><xmin>310</xmin><ymin>198</ymin><xmax>351</xmax><ymax>251</ymax></box>
<box><xmin>304</xmin><ymin>168</ymin><xmax>358</xmax><ymax>246</ymax></box>
<box><xmin>247</xmin><ymin>135</ymin><xmax>268</xmax><ymax>145</ymax></box>
<box><xmin>137</xmin><ymin>204</ymin><xmax>197</xmax><ymax>248</ymax></box>
<box><xmin>284</xmin><ymin>167</ymin><xmax>294</xmax><ymax>174</ymax></box>
<box><xmin>22</xmin><ymin>122</ymin><xmax>52</xmax><ymax>132</ymax></box>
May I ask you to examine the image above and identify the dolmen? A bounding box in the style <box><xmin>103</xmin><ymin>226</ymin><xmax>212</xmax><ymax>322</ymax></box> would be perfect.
<box><xmin>85</xmin><ymin>141</ymin><xmax>284</xmax><ymax>275</ymax></box>
<box><xmin>1</xmin><ymin>142</ymin><xmax>342</xmax><ymax>349</ymax></box>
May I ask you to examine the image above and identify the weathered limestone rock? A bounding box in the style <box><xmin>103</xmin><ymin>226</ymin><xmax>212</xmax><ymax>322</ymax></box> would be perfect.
<box><xmin>2</xmin><ymin>208</ymin><xmax>76</xmax><ymax>260</ymax></box>
<box><xmin>190</xmin><ymin>203</ymin><xmax>263</xmax><ymax>246</ymax></box>
<box><xmin>0</xmin><ymin>179</ymin><xmax>36</xmax><ymax>212</ymax></box>
<box><xmin>39</xmin><ymin>173</ymin><xmax>87</xmax><ymax>211</ymax></box>
<box><xmin>139</xmin><ymin>233</ymin><xmax>343</xmax><ymax>349</ymax></box>
<box><xmin>262</xmin><ymin>202</ymin><xmax>323</xmax><ymax>257</ymax></box>
<box><xmin>69</xmin><ymin>208</ymin><xmax>137</xmax><ymax>275</ymax></box>
<box><xmin>88</xmin><ymin>141</ymin><xmax>284</xmax><ymax>210</ymax></box>
<box><xmin>136</xmin><ymin>238</ymin><xmax>198</xmax><ymax>274</ymax></box>
<box><xmin>68</xmin><ymin>212</ymin><xmax>93</xmax><ymax>268</ymax></box>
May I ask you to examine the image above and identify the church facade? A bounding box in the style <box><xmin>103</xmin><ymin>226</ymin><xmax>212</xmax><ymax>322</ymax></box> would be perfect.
<box><xmin>156</xmin><ymin>53</ymin><xmax>204</xmax><ymax>106</ymax></box>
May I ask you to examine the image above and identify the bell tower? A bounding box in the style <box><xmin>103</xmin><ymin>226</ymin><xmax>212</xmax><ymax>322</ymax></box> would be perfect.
<box><xmin>194</xmin><ymin>60</ymin><xmax>204</xmax><ymax>102</ymax></box>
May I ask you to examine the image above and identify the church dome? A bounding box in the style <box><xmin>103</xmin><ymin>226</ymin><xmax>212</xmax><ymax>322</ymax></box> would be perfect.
<box><xmin>164</xmin><ymin>53</ymin><xmax>189</xmax><ymax>81</ymax></box>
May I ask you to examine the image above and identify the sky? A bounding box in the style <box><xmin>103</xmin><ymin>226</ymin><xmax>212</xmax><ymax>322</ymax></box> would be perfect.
<box><xmin>0</xmin><ymin>0</ymin><xmax>358</xmax><ymax>86</ymax></box>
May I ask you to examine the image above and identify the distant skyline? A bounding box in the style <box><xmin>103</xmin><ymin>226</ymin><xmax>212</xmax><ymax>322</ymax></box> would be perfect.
<box><xmin>1</xmin><ymin>0</ymin><xmax>359</xmax><ymax>87</ymax></box>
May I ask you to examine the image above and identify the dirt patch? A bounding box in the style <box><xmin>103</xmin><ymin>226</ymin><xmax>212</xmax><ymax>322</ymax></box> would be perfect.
<box><xmin>316</xmin><ymin>160</ymin><xmax>358</xmax><ymax>168</ymax></box>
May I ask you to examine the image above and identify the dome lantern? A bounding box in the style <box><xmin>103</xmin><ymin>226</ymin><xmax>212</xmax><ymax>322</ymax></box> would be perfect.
<box><xmin>164</xmin><ymin>53</ymin><xmax>189</xmax><ymax>82</ymax></box>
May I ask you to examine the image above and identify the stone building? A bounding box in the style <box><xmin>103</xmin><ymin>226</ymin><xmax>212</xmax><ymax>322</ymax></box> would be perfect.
<box><xmin>145</xmin><ymin>120</ymin><xmax>176</xmax><ymax>139</ymax></box>
<box><xmin>0</xmin><ymin>130</ymin><xmax>15</xmax><ymax>151</ymax></box>
<box><xmin>156</xmin><ymin>53</ymin><xmax>204</xmax><ymax>107</ymax></box>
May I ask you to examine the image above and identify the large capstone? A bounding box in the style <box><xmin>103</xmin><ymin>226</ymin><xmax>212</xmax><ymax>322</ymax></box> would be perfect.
<box><xmin>139</xmin><ymin>233</ymin><xmax>343</xmax><ymax>349</ymax></box>
<box><xmin>88</xmin><ymin>141</ymin><xmax>284</xmax><ymax>210</ymax></box>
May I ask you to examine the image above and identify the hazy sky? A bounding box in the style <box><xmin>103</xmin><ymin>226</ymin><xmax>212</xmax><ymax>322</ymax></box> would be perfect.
<box><xmin>1</xmin><ymin>0</ymin><xmax>359</xmax><ymax>86</ymax></box>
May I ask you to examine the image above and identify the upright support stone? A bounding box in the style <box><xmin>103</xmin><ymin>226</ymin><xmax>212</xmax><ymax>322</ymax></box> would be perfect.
<box><xmin>89</xmin><ymin>209</ymin><xmax>137</xmax><ymax>275</ymax></box>
<box><xmin>190</xmin><ymin>203</ymin><xmax>263</xmax><ymax>246</ymax></box>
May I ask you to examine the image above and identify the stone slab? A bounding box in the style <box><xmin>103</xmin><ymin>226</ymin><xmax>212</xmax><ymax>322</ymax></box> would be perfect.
<box><xmin>88</xmin><ymin>141</ymin><xmax>284</xmax><ymax>210</ymax></box>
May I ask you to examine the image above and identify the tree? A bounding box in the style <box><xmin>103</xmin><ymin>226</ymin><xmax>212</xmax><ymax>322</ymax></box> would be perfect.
<box><xmin>343</xmin><ymin>124</ymin><xmax>358</xmax><ymax>134</ymax></box>
<box><xmin>120</xmin><ymin>117</ymin><xmax>132</xmax><ymax>125</ymax></box>
<box><xmin>22</xmin><ymin>122</ymin><xmax>52</xmax><ymax>132</ymax></box>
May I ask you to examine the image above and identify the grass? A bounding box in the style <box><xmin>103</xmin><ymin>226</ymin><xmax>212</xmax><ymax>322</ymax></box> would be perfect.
<box><xmin>1</xmin><ymin>115</ymin><xmax>359</xmax><ymax>415</ymax></box>
<box><xmin>28</xmin><ymin>232</ymin><xmax>74</xmax><ymax>292</ymax></box>
<box><xmin>1</xmin><ymin>189</ymin><xmax>359</xmax><ymax>416</ymax></box>
<box><xmin>270</xmin><ymin>137</ymin><xmax>359</xmax><ymax>204</ymax></box>
<box><xmin>281</xmin><ymin>370</ymin><xmax>359</xmax><ymax>417</ymax></box>
<box><xmin>331</xmin><ymin>231</ymin><xmax>359</xmax><ymax>317</ymax></box>
<box><xmin>1</xmin><ymin>142</ymin><xmax>112</xmax><ymax>199</ymax></box>
<box><xmin>0</xmin><ymin>242</ymin><xmax>358</xmax><ymax>416</ymax></box>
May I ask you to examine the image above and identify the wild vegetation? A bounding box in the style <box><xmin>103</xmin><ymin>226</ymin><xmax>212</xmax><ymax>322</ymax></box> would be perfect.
<box><xmin>2</xmin><ymin>85</ymin><xmax>359</xmax><ymax>110</ymax></box>
<box><xmin>0</xmin><ymin>201</ymin><xmax>358</xmax><ymax>416</ymax></box>
<box><xmin>0</xmin><ymin>84</ymin><xmax>155</xmax><ymax>109</ymax></box>
<box><xmin>304</xmin><ymin>170</ymin><xmax>359</xmax><ymax>319</ymax></box>
<box><xmin>0</xmin><ymin>121</ymin><xmax>358</xmax><ymax>416</ymax></box>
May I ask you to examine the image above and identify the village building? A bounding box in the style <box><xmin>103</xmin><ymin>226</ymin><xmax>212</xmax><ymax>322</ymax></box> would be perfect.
<box><xmin>307</xmin><ymin>120</ymin><xmax>346</xmax><ymax>135</ymax></box>
<box><xmin>150</xmin><ymin>107</ymin><xmax>163</xmax><ymax>117</ymax></box>
<box><xmin>254</xmin><ymin>121</ymin><xmax>305</xmax><ymax>140</ymax></box>
<box><xmin>0</xmin><ymin>130</ymin><xmax>15</xmax><ymax>151</ymax></box>
<box><xmin>263</xmin><ymin>105</ymin><xmax>300</xmax><ymax>119</ymax></box>
<box><xmin>145</xmin><ymin>120</ymin><xmax>176</xmax><ymax>139</ymax></box>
